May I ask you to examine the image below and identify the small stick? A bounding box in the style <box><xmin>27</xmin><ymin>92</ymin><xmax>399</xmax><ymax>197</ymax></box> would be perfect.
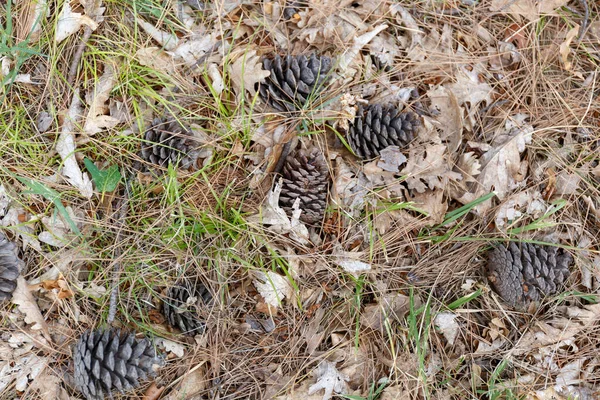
<box><xmin>107</xmin><ymin>173</ymin><xmax>133</xmax><ymax>324</ymax></box>
<box><xmin>65</xmin><ymin>0</ymin><xmax>101</xmax><ymax>99</ymax></box>
<box><xmin>273</xmin><ymin>140</ymin><xmax>292</xmax><ymax>175</ymax></box>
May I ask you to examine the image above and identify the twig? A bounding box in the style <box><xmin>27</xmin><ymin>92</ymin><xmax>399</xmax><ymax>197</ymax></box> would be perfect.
<box><xmin>578</xmin><ymin>0</ymin><xmax>589</xmax><ymax>45</ymax></box>
<box><xmin>107</xmin><ymin>173</ymin><xmax>133</xmax><ymax>324</ymax></box>
<box><xmin>65</xmin><ymin>0</ymin><xmax>101</xmax><ymax>99</ymax></box>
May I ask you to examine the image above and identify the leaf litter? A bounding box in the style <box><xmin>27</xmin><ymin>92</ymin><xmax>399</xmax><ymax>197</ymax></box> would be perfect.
<box><xmin>1</xmin><ymin>0</ymin><xmax>599</xmax><ymax>398</ymax></box>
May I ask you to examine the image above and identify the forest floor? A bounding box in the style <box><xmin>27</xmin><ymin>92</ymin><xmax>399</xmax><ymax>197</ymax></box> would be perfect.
<box><xmin>1</xmin><ymin>0</ymin><xmax>600</xmax><ymax>399</ymax></box>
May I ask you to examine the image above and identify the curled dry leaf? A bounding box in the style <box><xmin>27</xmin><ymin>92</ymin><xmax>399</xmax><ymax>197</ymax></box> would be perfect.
<box><xmin>400</xmin><ymin>144</ymin><xmax>462</xmax><ymax>193</ymax></box>
<box><xmin>559</xmin><ymin>25</ymin><xmax>580</xmax><ymax>72</ymax></box>
<box><xmin>11</xmin><ymin>277</ymin><xmax>51</xmax><ymax>341</ymax></box>
<box><xmin>434</xmin><ymin>312</ymin><xmax>459</xmax><ymax>346</ymax></box>
<box><xmin>456</xmin><ymin>115</ymin><xmax>533</xmax><ymax>213</ymax></box>
<box><xmin>57</xmin><ymin>90</ymin><xmax>93</xmax><ymax>198</ymax></box>
<box><xmin>55</xmin><ymin>2</ymin><xmax>98</xmax><ymax>43</ymax></box>
<box><xmin>253</xmin><ymin>270</ymin><xmax>293</xmax><ymax>308</ymax></box>
<box><xmin>307</xmin><ymin>361</ymin><xmax>350</xmax><ymax>400</ymax></box>
<box><xmin>229</xmin><ymin>49</ymin><xmax>270</xmax><ymax>98</ymax></box>
<box><xmin>248</xmin><ymin>180</ymin><xmax>310</xmax><ymax>245</ymax></box>
<box><xmin>83</xmin><ymin>62</ymin><xmax>119</xmax><ymax>135</ymax></box>
<box><xmin>360</xmin><ymin>293</ymin><xmax>411</xmax><ymax>330</ymax></box>
<box><xmin>495</xmin><ymin>189</ymin><xmax>546</xmax><ymax>228</ymax></box>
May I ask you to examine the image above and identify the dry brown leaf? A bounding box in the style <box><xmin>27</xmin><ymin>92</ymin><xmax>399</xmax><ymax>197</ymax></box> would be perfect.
<box><xmin>490</xmin><ymin>0</ymin><xmax>570</xmax><ymax>22</ymax></box>
<box><xmin>400</xmin><ymin>145</ymin><xmax>462</xmax><ymax>193</ymax></box>
<box><xmin>360</xmin><ymin>293</ymin><xmax>411</xmax><ymax>331</ymax></box>
<box><xmin>229</xmin><ymin>49</ymin><xmax>270</xmax><ymax>98</ymax></box>
<box><xmin>11</xmin><ymin>277</ymin><xmax>51</xmax><ymax>341</ymax></box>
<box><xmin>55</xmin><ymin>2</ymin><xmax>98</xmax><ymax>43</ymax></box>
<box><xmin>559</xmin><ymin>25</ymin><xmax>580</xmax><ymax>71</ymax></box>
<box><xmin>83</xmin><ymin>62</ymin><xmax>119</xmax><ymax>135</ymax></box>
<box><xmin>457</xmin><ymin>115</ymin><xmax>533</xmax><ymax>212</ymax></box>
<box><xmin>427</xmin><ymin>87</ymin><xmax>462</xmax><ymax>153</ymax></box>
<box><xmin>142</xmin><ymin>382</ymin><xmax>165</xmax><ymax>400</ymax></box>
<box><xmin>163</xmin><ymin>364</ymin><xmax>206</xmax><ymax>400</ymax></box>
<box><xmin>409</xmin><ymin>189</ymin><xmax>448</xmax><ymax>225</ymax></box>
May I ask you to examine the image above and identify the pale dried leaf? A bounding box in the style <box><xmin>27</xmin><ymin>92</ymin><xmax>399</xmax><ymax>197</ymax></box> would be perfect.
<box><xmin>376</xmin><ymin>146</ymin><xmax>407</xmax><ymax>172</ymax></box>
<box><xmin>434</xmin><ymin>312</ymin><xmax>459</xmax><ymax>346</ymax></box>
<box><xmin>248</xmin><ymin>180</ymin><xmax>309</xmax><ymax>245</ymax></box>
<box><xmin>253</xmin><ymin>271</ymin><xmax>292</xmax><ymax>308</ymax></box>
<box><xmin>57</xmin><ymin>91</ymin><xmax>93</xmax><ymax>198</ymax></box>
<box><xmin>307</xmin><ymin>361</ymin><xmax>350</xmax><ymax>400</ymax></box>
<box><xmin>11</xmin><ymin>277</ymin><xmax>50</xmax><ymax>339</ymax></box>
<box><xmin>400</xmin><ymin>144</ymin><xmax>462</xmax><ymax>193</ymax></box>
<box><xmin>495</xmin><ymin>190</ymin><xmax>546</xmax><ymax>228</ymax></box>
<box><xmin>427</xmin><ymin>86</ymin><xmax>462</xmax><ymax>153</ymax></box>
<box><xmin>207</xmin><ymin>63</ymin><xmax>224</xmax><ymax>94</ymax></box>
<box><xmin>55</xmin><ymin>2</ymin><xmax>98</xmax><ymax>43</ymax></box>
<box><xmin>137</xmin><ymin>19</ymin><xmax>179</xmax><ymax>51</ymax></box>
<box><xmin>410</xmin><ymin>189</ymin><xmax>448</xmax><ymax>225</ymax></box>
<box><xmin>158</xmin><ymin>338</ymin><xmax>186</xmax><ymax>358</ymax></box>
<box><xmin>170</xmin><ymin>33</ymin><xmax>219</xmax><ymax>66</ymax></box>
<box><xmin>360</xmin><ymin>293</ymin><xmax>411</xmax><ymax>330</ymax></box>
<box><xmin>163</xmin><ymin>366</ymin><xmax>206</xmax><ymax>400</ymax></box>
<box><xmin>135</xmin><ymin>47</ymin><xmax>178</xmax><ymax>76</ymax></box>
<box><xmin>490</xmin><ymin>0</ymin><xmax>570</xmax><ymax>22</ymax></box>
<box><xmin>83</xmin><ymin>63</ymin><xmax>119</xmax><ymax>135</ymax></box>
<box><xmin>229</xmin><ymin>49</ymin><xmax>270</xmax><ymax>97</ymax></box>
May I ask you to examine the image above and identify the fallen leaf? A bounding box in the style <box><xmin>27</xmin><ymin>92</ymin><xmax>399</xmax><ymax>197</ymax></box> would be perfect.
<box><xmin>83</xmin><ymin>62</ymin><xmax>119</xmax><ymax>135</ymax></box>
<box><xmin>458</xmin><ymin>115</ymin><xmax>533</xmax><ymax>212</ymax></box>
<box><xmin>308</xmin><ymin>361</ymin><xmax>350</xmax><ymax>400</ymax></box>
<box><xmin>490</xmin><ymin>0</ymin><xmax>570</xmax><ymax>22</ymax></box>
<box><xmin>248</xmin><ymin>179</ymin><xmax>310</xmax><ymax>245</ymax></box>
<box><xmin>55</xmin><ymin>2</ymin><xmax>98</xmax><ymax>43</ymax></box>
<box><xmin>376</xmin><ymin>146</ymin><xmax>407</xmax><ymax>172</ymax></box>
<box><xmin>559</xmin><ymin>25</ymin><xmax>580</xmax><ymax>71</ymax></box>
<box><xmin>434</xmin><ymin>312</ymin><xmax>459</xmax><ymax>346</ymax></box>
<box><xmin>495</xmin><ymin>189</ymin><xmax>546</xmax><ymax>228</ymax></box>
<box><xmin>57</xmin><ymin>90</ymin><xmax>93</xmax><ymax>198</ymax></box>
<box><xmin>409</xmin><ymin>189</ymin><xmax>448</xmax><ymax>225</ymax></box>
<box><xmin>163</xmin><ymin>364</ymin><xmax>207</xmax><ymax>400</ymax></box>
<box><xmin>360</xmin><ymin>293</ymin><xmax>411</xmax><ymax>330</ymax></box>
<box><xmin>135</xmin><ymin>47</ymin><xmax>178</xmax><ymax>77</ymax></box>
<box><xmin>143</xmin><ymin>382</ymin><xmax>165</xmax><ymax>400</ymax></box>
<box><xmin>229</xmin><ymin>49</ymin><xmax>270</xmax><ymax>98</ymax></box>
<box><xmin>400</xmin><ymin>144</ymin><xmax>462</xmax><ymax>193</ymax></box>
<box><xmin>11</xmin><ymin>277</ymin><xmax>51</xmax><ymax>341</ymax></box>
<box><xmin>158</xmin><ymin>338</ymin><xmax>186</xmax><ymax>358</ymax></box>
<box><xmin>253</xmin><ymin>271</ymin><xmax>293</xmax><ymax>308</ymax></box>
<box><xmin>427</xmin><ymin>86</ymin><xmax>463</xmax><ymax>153</ymax></box>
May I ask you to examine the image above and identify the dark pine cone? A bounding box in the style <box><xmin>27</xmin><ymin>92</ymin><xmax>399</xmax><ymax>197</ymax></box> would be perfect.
<box><xmin>347</xmin><ymin>104</ymin><xmax>419</xmax><ymax>160</ymax></box>
<box><xmin>140</xmin><ymin>117</ymin><xmax>199</xmax><ymax>170</ymax></box>
<box><xmin>487</xmin><ymin>242</ymin><xmax>573</xmax><ymax>309</ymax></box>
<box><xmin>259</xmin><ymin>54</ymin><xmax>332</xmax><ymax>113</ymax></box>
<box><xmin>163</xmin><ymin>281</ymin><xmax>212</xmax><ymax>336</ymax></box>
<box><xmin>279</xmin><ymin>147</ymin><xmax>330</xmax><ymax>225</ymax></box>
<box><xmin>0</xmin><ymin>232</ymin><xmax>23</xmax><ymax>301</ymax></box>
<box><xmin>73</xmin><ymin>328</ymin><xmax>162</xmax><ymax>400</ymax></box>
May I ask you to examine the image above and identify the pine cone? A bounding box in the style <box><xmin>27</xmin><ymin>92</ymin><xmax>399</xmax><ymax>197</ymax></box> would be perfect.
<box><xmin>347</xmin><ymin>104</ymin><xmax>419</xmax><ymax>159</ymax></box>
<box><xmin>279</xmin><ymin>147</ymin><xmax>329</xmax><ymax>225</ymax></box>
<box><xmin>259</xmin><ymin>54</ymin><xmax>332</xmax><ymax>113</ymax></box>
<box><xmin>140</xmin><ymin>118</ymin><xmax>199</xmax><ymax>170</ymax></box>
<box><xmin>0</xmin><ymin>233</ymin><xmax>23</xmax><ymax>301</ymax></box>
<box><xmin>163</xmin><ymin>281</ymin><xmax>212</xmax><ymax>336</ymax></box>
<box><xmin>487</xmin><ymin>242</ymin><xmax>573</xmax><ymax>309</ymax></box>
<box><xmin>73</xmin><ymin>328</ymin><xmax>162</xmax><ymax>400</ymax></box>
